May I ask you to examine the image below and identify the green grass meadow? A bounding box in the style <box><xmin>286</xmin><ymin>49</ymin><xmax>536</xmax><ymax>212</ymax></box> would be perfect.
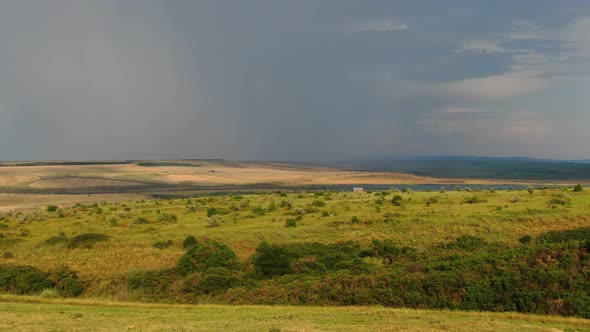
<box><xmin>0</xmin><ymin>295</ymin><xmax>588</xmax><ymax>331</ymax></box>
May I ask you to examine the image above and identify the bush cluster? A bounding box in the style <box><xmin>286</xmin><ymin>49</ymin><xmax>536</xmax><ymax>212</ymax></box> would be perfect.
<box><xmin>124</xmin><ymin>229</ymin><xmax>590</xmax><ymax>318</ymax></box>
<box><xmin>0</xmin><ymin>265</ymin><xmax>85</xmax><ymax>297</ymax></box>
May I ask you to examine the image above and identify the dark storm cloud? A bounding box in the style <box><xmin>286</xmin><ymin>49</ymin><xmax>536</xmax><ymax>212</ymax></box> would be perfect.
<box><xmin>1</xmin><ymin>1</ymin><xmax>590</xmax><ymax>161</ymax></box>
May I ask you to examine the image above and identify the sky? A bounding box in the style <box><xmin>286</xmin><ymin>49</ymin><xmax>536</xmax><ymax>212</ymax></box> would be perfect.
<box><xmin>1</xmin><ymin>0</ymin><xmax>590</xmax><ymax>161</ymax></box>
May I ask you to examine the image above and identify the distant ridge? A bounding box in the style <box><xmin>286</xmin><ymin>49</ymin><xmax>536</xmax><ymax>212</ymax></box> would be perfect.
<box><xmin>329</xmin><ymin>155</ymin><xmax>590</xmax><ymax>180</ymax></box>
<box><xmin>358</xmin><ymin>155</ymin><xmax>590</xmax><ymax>164</ymax></box>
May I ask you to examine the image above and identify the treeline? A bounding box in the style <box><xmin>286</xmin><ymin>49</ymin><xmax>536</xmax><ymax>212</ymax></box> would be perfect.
<box><xmin>0</xmin><ymin>161</ymin><xmax>132</xmax><ymax>167</ymax></box>
<box><xmin>136</xmin><ymin>162</ymin><xmax>201</xmax><ymax>167</ymax></box>
<box><xmin>126</xmin><ymin>228</ymin><xmax>590</xmax><ymax>318</ymax></box>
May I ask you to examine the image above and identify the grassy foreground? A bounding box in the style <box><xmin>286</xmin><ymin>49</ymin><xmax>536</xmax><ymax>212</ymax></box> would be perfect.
<box><xmin>0</xmin><ymin>295</ymin><xmax>588</xmax><ymax>332</ymax></box>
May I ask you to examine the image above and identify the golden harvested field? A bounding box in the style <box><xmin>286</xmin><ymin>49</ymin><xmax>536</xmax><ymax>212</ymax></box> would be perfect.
<box><xmin>0</xmin><ymin>161</ymin><xmax>522</xmax><ymax>191</ymax></box>
<box><xmin>0</xmin><ymin>161</ymin><xmax>482</xmax><ymax>211</ymax></box>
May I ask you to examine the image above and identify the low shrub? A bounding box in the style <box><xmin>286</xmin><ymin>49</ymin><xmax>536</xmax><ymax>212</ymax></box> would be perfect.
<box><xmin>153</xmin><ymin>240</ymin><xmax>173</xmax><ymax>249</ymax></box>
<box><xmin>285</xmin><ymin>219</ymin><xmax>297</xmax><ymax>228</ymax></box>
<box><xmin>519</xmin><ymin>235</ymin><xmax>533</xmax><ymax>244</ymax></box>
<box><xmin>253</xmin><ymin>242</ymin><xmax>293</xmax><ymax>277</ymax></box>
<box><xmin>67</xmin><ymin>233</ymin><xmax>110</xmax><ymax>249</ymax></box>
<box><xmin>391</xmin><ymin>195</ymin><xmax>403</xmax><ymax>206</ymax></box>
<box><xmin>183</xmin><ymin>236</ymin><xmax>198</xmax><ymax>249</ymax></box>
<box><xmin>0</xmin><ymin>265</ymin><xmax>85</xmax><ymax>297</ymax></box>
<box><xmin>311</xmin><ymin>200</ymin><xmax>325</xmax><ymax>207</ymax></box>
<box><xmin>157</xmin><ymin>213</ymin><xmax>177</xmax><ymax>223</ymax></box>
<box><xmin>207</xmin><ymin>207</ymin><xmax>229</xmax><ymax>217</ymax></box>
<box><xmin>445</xmin><ymin>235</ymin><xmax>486</xmax><ymax>250</ymax></box>
<box><xmin>464</xmin><ymin>196</ymin><xmax>487</xmax><ymax>204</ymax></box>
<box><xmin>46</xmin><ymin>205</ymin><xmax>58</xmax><ymax>212</ymax></box>
<box><xmin>425</xmin><ymin>197</ymin><xmax>438</xmax><ymax>206</ymax></box>
<box><xmin>127</xmin><ymin>269</ymin><xmax>175</xmax><ymax>299</ymax></box>
<box><xmin>537</xmin><ymin>227</ymin><xmax>590</xmax><ymax>244</ymax></box>
<box><xmin>549</xmin><ymin>197</ymin><xmax>569</xmax><ymax>206</ymax></box>
<box><xmin>45</xmin><ymin>232</ymin><xmax>68</xmax><ymax>246</ymax></box>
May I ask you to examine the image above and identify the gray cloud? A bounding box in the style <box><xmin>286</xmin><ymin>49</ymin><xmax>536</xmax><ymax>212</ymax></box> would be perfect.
<box><xmin>1</xmin><ymin>1</ymin><xmax>590</xmax><ymax>161</ymax></box>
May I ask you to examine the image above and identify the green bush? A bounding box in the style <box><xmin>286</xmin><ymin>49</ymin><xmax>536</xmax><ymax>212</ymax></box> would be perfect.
<box><xmin>253</xmin><ymin>242</ymin><xmax>293</xmax><ymax>277</ymax></box>
<box><xmin>67</xmin><ymin>233</ymin><xmax>110</xmax><ymax>249</ymax></box>
<box><xmin>157</xmin><ymin>213</ymin><xmax>177</xmax><ymax>223</ymax></box>
<box><xmin>127</xmin><ymin>269</ymin><xmax>175</xmax><ymax>299</ymax></box>
<box><xmin>177</xmin><ymin>241</ymin><xmax>238</xmax><ymax>275</ymax></box>
<box><xmin>285</xmin><ymin>219</ymin><xmax>297</xmax><ymax>228</ymax></box>
<box><xmin>207</xmin><ymin>207</ymin><xmax>228</xmax><ymax>217</ymax></box>
<box><xmin>0</xmin><ymin>265</ymin><xmax>84</xmax><ymax>297</ymax></box>
<box><xmin>574</xmin><ymin>184</ymin><xmax>583</xmax><ymax>192</ymax></box>
<box><xmin>0</xmin><ymin>265</ymin><xmax>52</xmax><ymax>295</ymax></box>
<box><xmin>46</xmin><ymin>205</ymin><xmax>58</xmax><ymax>212</ymax></box>
<box><xmin>549</xmin><ymin>197</ymin><xmax>569</xmax><ymax>206</ymax></box>
<box><xmin>361</xmin><ymin>239</ymin><xmax>401</xmax><ymax>261</ymax></box>
<box><xmin>464</xmin><ymin>196</ymin><xmax>487</xmax><ymax>204</ymax></box>
<box><xmin>196</xmin><ymin>268</ymin><xmax>241</xmax><ymax>295</ymax></box>
<box><xmin>425</xmin><ymin>197</ymin><xmax>438</xmax><ymax>206</ymax></box>
<box><xmin>183</xmin><ymin>236</ymin><xmax>198</xmax><ymax>249</ymax></box>
<box><xmin>537</xmin><ymin>227</ymin><xmax>590</xmax><ymax>244</ymax></box>
<box><xmin>445</xmin><ymin>235</ymin><xmax>486</xmax><ymax>250</ymax></box>
<box><xmin>311</xmin><ymin>200</ymin><xmax>325</xmax><ymax>207</ymax></box>
<box><xmin>391</xmin><ymin>195</ymin><xmax>403</xmax><ymax>206</ymax></box>
<box><xmin>45</xmin><ymin>232</ymin><xmax>68</xmax><ymax>246</ymax></box>
<box><xmin>153</xmin><ymin>240</ymin><xmax>173</xmax><ymax>249</ymax></box>
<box><xmin>50</xmin><ymin>268</ymin><xmax>86</xmax><ymax>297</ymax></box>
<box><xmin>252</xmin><ymin>207</ymin><xmax>266</xmax><ymax>216</ymax></box>
<box><xmin>55</xmin><ymin>277</ymin><xmax>86</xmax><ymax>297</ymax></box>
<box><xmin>519</xmin><ymin>235</ymin><xmax>533</xmax><ymax>245</ymax></box>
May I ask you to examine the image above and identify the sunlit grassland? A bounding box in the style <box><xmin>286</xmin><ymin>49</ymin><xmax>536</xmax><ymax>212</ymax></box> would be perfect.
<box><xmin>0</xmin><ymin>295</ymin><xmax>588</xmax><ymax>332</ymax></box>
<box><xmin>0</xmin><ymin>187</ymin><xmax>588</xmax><ymax>286</ymax></box>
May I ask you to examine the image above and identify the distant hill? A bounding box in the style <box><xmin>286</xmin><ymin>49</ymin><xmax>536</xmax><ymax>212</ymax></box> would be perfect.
<box><xmin>333</xmin><ymin>156</ymin><xmax>590</xmax><ymax>180</ymax></box>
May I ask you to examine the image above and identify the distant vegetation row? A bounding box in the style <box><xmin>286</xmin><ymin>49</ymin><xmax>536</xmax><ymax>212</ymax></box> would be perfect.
<box><xmin>0</xmin><ymin>161</ymin><xmax>133</xmax><ymax>167</ymax></box>
<box><xmin>136</xmin><ymin>162</ymin><xmax>201</xmax><ymax>167</ymax></box>
<box><xmin>0</xmin><ymin>161</ymin><xmax>203</xmax><ymax>167</ymax></box>
<box><xmin>343</xmin><ymin>159</ymin><xmax>590</xmax><ymax>180</ymax></box>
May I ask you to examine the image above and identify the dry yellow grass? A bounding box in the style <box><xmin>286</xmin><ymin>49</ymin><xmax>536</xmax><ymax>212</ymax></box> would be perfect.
<box><xmin>0</xmin><ymin>193</ymin><xmax>145</xmax><ymax>212</ymax></box>
<box><xmin>30</xmin><ymin>178</ymin><xmax>143</xmax><ymax>189</ymax></box>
